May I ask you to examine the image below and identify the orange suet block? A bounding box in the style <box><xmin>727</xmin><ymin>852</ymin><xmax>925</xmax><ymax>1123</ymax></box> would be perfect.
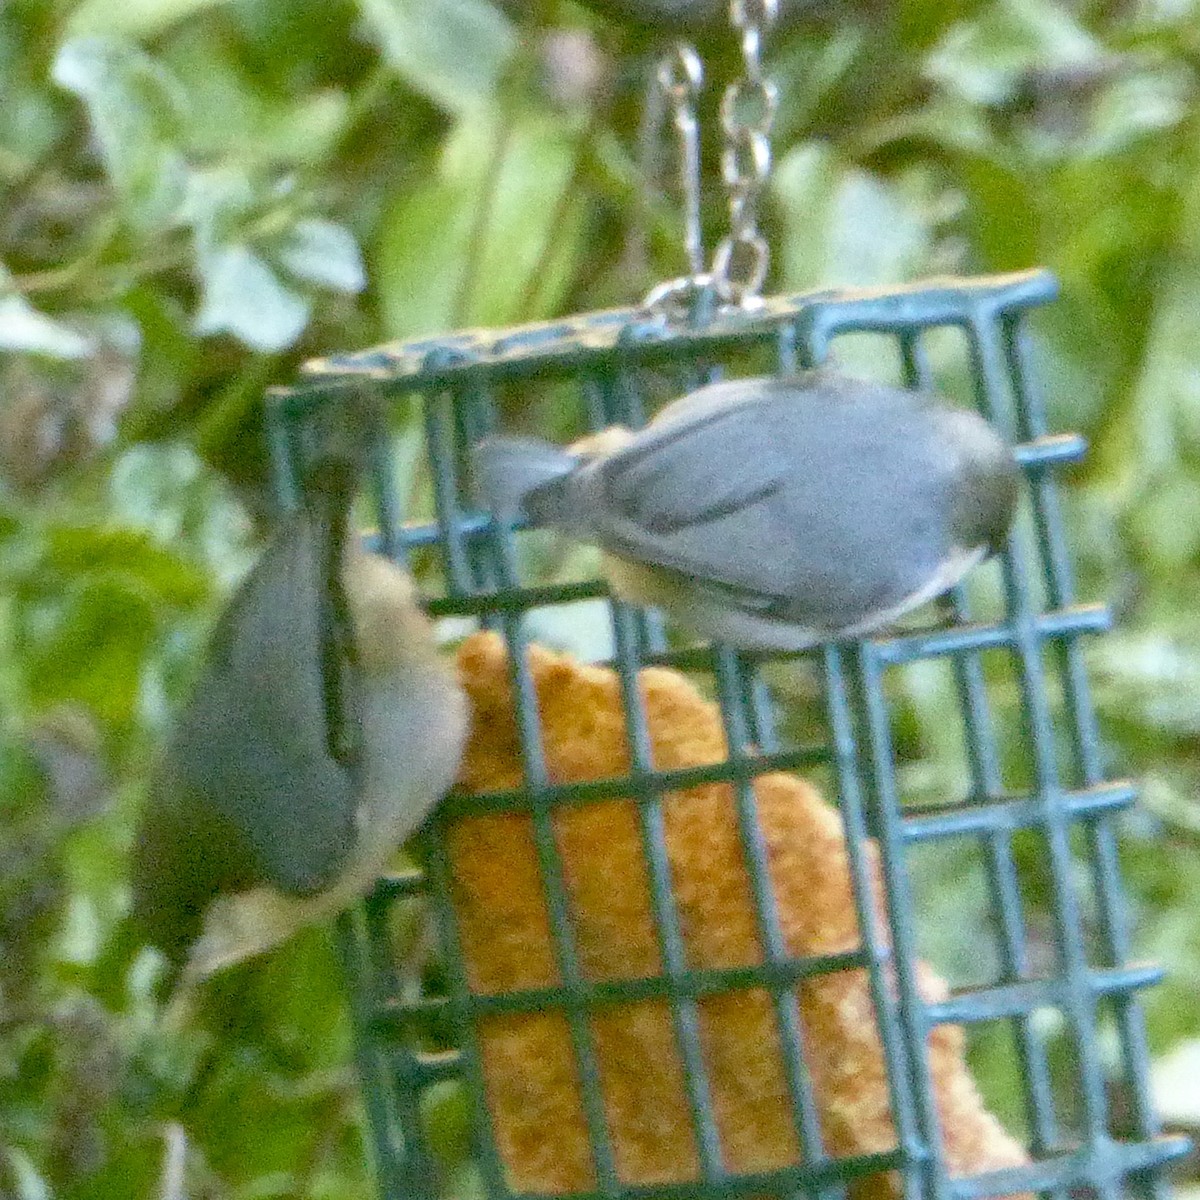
<box><xmin>446</xmin><ymin>632</ymin><xmax>1028</xmax><ymax>1199</ymax></box>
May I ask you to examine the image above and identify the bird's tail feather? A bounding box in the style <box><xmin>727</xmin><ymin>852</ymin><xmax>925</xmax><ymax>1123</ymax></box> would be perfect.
<box><xmin>473</xmin><ymin>436</ymin><xmax>579</xmax><ymax>525</ymax></box>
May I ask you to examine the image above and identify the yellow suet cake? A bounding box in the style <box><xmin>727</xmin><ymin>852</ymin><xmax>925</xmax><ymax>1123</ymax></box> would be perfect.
<box><xmin>447</xmin><ymin>632</ymin><xmax>1029</xmax><ymax>1199</ymax></box>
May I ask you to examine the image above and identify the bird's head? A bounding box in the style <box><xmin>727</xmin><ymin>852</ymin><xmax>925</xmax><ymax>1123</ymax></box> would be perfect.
<box><xmin>941</xmin><ymin>408</ymin><xmax>1021</xmax><ymax>558</ymax></box>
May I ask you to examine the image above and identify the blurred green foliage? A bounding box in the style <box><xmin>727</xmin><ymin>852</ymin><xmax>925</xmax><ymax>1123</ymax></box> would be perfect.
<box><xmin>2</xmin><ymin>0</ymin><xmax>1200</xmax><ymax>1195</ymax></box>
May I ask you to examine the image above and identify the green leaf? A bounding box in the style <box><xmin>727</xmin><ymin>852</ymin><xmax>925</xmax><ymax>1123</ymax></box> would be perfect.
<box><xmin>865</xmin><ymin>92</ymin><xmax>1004</xmax><ymax>161</ymax></box>
<box><xmin>64</xmin><ymin>1131</ymin><xmax>162</xmax><ymax>1200</ymax></box>
<box><xmin>263</xmin><ymin>89</ymin><xmax>351</xmax><ymax>165</ymax></box>
<box><xmin>1151</xmin><ymin>1037</ymin><xmax>1200</xmax><ymax>1125</ymax></box>
<box><xmin>0</xmin><ymin>18</ymin><xmax>63</xmax><ymax>180</ymax></box>
<box><xmin>772</xmin><ymin>142</ymin><xmax>931</xmax><ymax>291</ymax></box>
<box><xmin>1</xmin><ymin>1146</ymin><xmax>49</xmax><ymax>1200</ymax></box>
<box><xmin>1084</xmin><ymin>63</ymin><xmax>1192</xmax><ymax>157</ymax></box>
<box><xmin>66</xmin><ymin>0</ymin><xmax>232</xmax><ymax>39</ymax></box>
<box><xmin>159</xmin><ymin>23</ymin><xmax>350</xmax><ymax>165</ymax></box>
<box><xmin>357</xmin><ymin>0</ymin><xmax>516</xmax><ymax>115</ymax></box>
<box><xmin>377</xmin><ymin>108</ymin><xmax>586</xmax><ymax>337</ymax></box>
<box><xmin>1092</xmin><ymin>623</ymin><xmax>1200</xmax><ymax>736</ymax></box>
<box><xmin>24</xmin><ymin>575</ymin><xmax>158</xmax><ymax>723</ymax></box>
<box><xmin>43</xmin><ymin>525</ymin><xmax>211</xmax><ymax>609</ymax></box>
<box><xmin>276</xmin><ymin>218</ymin><xmax>365</xmax><ymax>293</ymax></box>
<box><xmin>108</xmin><ymin>443</ymin><xmax>253</xmax><ymax>580</ymax></box>
<box><xmin>1126</xmin><ymin>474</ymin><xmax>1200</xmax><ymax>570</ymax></box>
<box><xmin>1126</xmin><ymin>263</ymin><xmax>1200</xmax><ymax>482</ymax></box>
<box><xmin>52</xmin><ymin>37</ymin><xmax>190</xmax><ymax>232</ymax></box>
<box><xmin>194</xmin><ymin>243</ymin><xmax>310</xmax><ymax>351</ymax></box>
<box><xmin>0</xmin><ymin>293</ymin><xmax>94</xmax><ymax>359</ymax></box>
<box><xmin>421</xmin><ymin>1080</ymin><xmax>472</xmax><ymax>1167</ymax></box>
<box><xmin>180</xmin><ymin>166</ymin><xmax>258</xmax><ymax>255</ymax></box>
<box><xmin>925</xmin><ymin>0</ymin><xmax>1105</xmax><ymax>106</ymax></box>
<box><xmin>197</xmin><ymin>1056</ymin><xmax>337</xmax><ymax>1182</ymax></box>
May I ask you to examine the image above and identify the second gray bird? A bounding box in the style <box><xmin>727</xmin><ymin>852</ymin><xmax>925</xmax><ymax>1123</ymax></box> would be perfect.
<box><xmin>475</xmin><ymin>370</ymin><xmax>1019</xmax><ymax>651</ymax></box>
<box><xmin>131</xmin><ymin>446</ymin><xmax>468</xmax><ymax>994</ymax></box>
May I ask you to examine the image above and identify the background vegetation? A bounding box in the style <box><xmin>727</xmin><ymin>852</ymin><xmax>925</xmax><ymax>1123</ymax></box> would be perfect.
<box><xmin>2</xmin><ymin>0</ymin><xmax>1200</xmax><ymax>1195</ymax></box>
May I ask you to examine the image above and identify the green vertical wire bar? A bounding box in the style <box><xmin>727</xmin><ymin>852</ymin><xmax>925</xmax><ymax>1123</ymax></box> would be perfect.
<box><xmin>424</xmin><ymin>387</ymin><xmax>476</xmax><ymax>593</ymax></box>
<box><xmin>468</xmin><ymin>387</ymin><xmax>625</xmax><ymax>1196</ymax></box>
<box><xmin>968</xmin><ymin>319</ymin><xmax>1068</xmax><ymax>1177</ymax></box>
<box><xmin>897</xmin><ymin>330</ymin><xmax>934</xmax><ymax>392</ymax></box>
<box><xmin>457</xmin><ymin>376</ymin><xmax>512</xmax><ymax>602</ymax></box>
<box><xmin>741</xmin><ymin>329</ymin><xmax>798</xmax><ymax>761</ymax></box>
<box><xmin>431</xmin><ymin>371</ymin><xmax>520</xmax><ymax>1196</ymax></box>
<box><xmin>435</xmin><ymin>370</ymin><xmax>624</xmax><ymax>1194</ymax></box>
<box><xmin>718</xmin><ymin>644</ymin><xmax>787</xmax><ymax>767</ymax></box>
<box><xmin>900</xmin><ymin>328</ymin><xmax>1064</xmax><ymax>1168</ymax></box>
<box><xmin>422</xmin><ymin>813</ymin><xmax>516</xmax><ymax>1199</ymax></box>
<box><xmin>968</xmin><ymin>315</ymin><xmax>1118</xmax><ymax>1194</ymax></box>
<box><xmin>996</xmin><ymin>517</ymin><xmax>1116</xmax><ymax>1187</ymax></box>
<box><xmin>264</xmin><ymin>387</ymin><xmax>304</xmax><ymax>516</ymax></box>
<box><xmin>936</xmin><ymin>587</ymin><xmax>1064</xmax><ymax>1161</ymax></box>
<box><xmin>582</xmin><ymin>369</ymin><xmax>612</xmax><ymax>432</ymax></box>
<box><xmin>457</xmin><ymin>372</ymin><xmax>519</xmax><ymax>684</ymax></box>
<box><xmin>979</xmin><ymin>821</ymin><xmax>1065</xmax><ymax>1161</ymax></box>
<box><xmin>774</xmin><ymin>321</ymin><xmax>798</xmax><ymax>376</ymax></box>
<box><xmin>363</xmin><ymin>890</ymin><xmax>402</xmax><ymax>1004</ymax></box>
<box><xmin>598</xmin><ymin>353</ymin><xmax>730</xmax><ymax>1183</ymax></box>
<box><xmin>821</xmin><ymin>644</ymin><xmax>929</xmax><ymax>1200</ymax></box>
<box><xmin>803</xmin><ymin>306</ymin><xmax>995</xmax><ymax>1200</ymax></box>
<box><xmin>798</xmin><ymin>313</ymin><xmax>931</xmax><ymax>1200</ymax></box>
<box><xmin>490</xmin><ymin>371</ymin><xmax>641</xmax><ymax>1189</ymax></box>
<box><xmin>709</xmin><ymin>644</ymin><xmax>832</xmax><ymax>1190</ymax></box>
<box><xmin>268</xmin><ymin>388</ymin><xmax>422</xmax><ymax>1198</ymax></box>
<box><xmin>606</xmin><ymin>338</ymin><xmax>649</xmax><ymax>427</ymax></box>
<box><xmin>607</xmin><ymin>600</ymin><xmax>727</xmax><ymax>1181</ymax></box>
<box><xmin>430</xmin><ymin>367</ymin><xmax>625</xmax><ymax>1196</ymax></box>
<box><xmin>1002</xmin><ymin>315</ymin><xmax>1169</xmax><ymax>1195</ymax></box>
<box><xmin>336</xmin><ymin>911</ymin><xmax>413</xmax><ymax>1200</ymax></box>
<box><xmin>361</xmin><ymin>398</ymin><xmax>429</xmax><ymax>970</ymax></box>
<box><xmin>854</xmin><ymin>641</ymin><xmax>952</xmax><ymax>1200</ymax></box>
<box><xmin>495</xmin><ymin>606</ymin><xmax>625</xmax><ymax>1197</ymax></box>
<box><xmin>378</xmin><ymin>982</ymin><xmax>446</xmax><ymax>1200</ymax></box>
<box><xmin>739</xmin><ymin>666</ymin><xmax>782</xmax><ymax>759</ymax></box>
<box><xmin>365</xmin><ymin>387</ymin><xmax>408</xmax><ymax>565</ymax></box>
<box><xmin>362</xmin><ymin>406</ymin><xmax>447</xmax><ymax>1199</ymax></box>
<box><xmin>416</xmin><ymin>372</ymin><xmax>522</xmax><ymax>1197</ymax></box>
<box><xmin>802</xmin><ymin>287</ymin><xmax>1086</xmax><ymax>1197</ymax></box>
<box><xmin>602</xmin><ymin>346</ymin><xmax>833</xmax><ymax>1193</ymax></box>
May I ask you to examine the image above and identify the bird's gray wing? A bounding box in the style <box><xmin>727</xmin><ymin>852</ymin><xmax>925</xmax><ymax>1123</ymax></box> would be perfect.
<box><xmin>591</xmin><ymin>379</ymin><xmax>791</xmax><ymax>540</ymax></box>
<box><xmin>588</xmin><ymin>376</ymin><xmax>955</xmax><ymax>624</ymax></box>
<box><xmin>164</xmin><ymin>513</ymin><xmax>357</xmax><ymax>896</ymax></box>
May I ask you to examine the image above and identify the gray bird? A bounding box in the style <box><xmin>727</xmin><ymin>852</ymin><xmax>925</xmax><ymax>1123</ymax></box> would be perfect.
<box><xmin>131</xmin><ymin>445</ymin><xmax>468</xmax><ymax>992</ymax></box>
<box><xmin>475</xmin><ymin>370</ymin><xmax>1019</xmax><ymax>651</ymax></box>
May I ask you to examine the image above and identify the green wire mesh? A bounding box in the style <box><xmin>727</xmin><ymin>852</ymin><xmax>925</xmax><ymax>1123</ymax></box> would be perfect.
<box><xmin>266</xmin><ymin>269</ymin><xmax>1188</xmax><ymax>1200</ymax></box>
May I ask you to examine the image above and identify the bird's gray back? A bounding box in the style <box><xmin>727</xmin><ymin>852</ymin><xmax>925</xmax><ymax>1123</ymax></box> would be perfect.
<box><xmin>163</xmin><ymin>513</ymin><xmax>357</xmax><ymax>896</ymax></box>
<box><xmin>585</xmin><ymin>376</ymin><xmax>966</xmax><ymax>630</ymax></box>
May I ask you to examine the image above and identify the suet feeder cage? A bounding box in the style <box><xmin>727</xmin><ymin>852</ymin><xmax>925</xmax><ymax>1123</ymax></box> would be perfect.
<box><xmin>266</xmin><ymin>268</ymin><xmax>1188</xmax><ymax>1200</ymax></box>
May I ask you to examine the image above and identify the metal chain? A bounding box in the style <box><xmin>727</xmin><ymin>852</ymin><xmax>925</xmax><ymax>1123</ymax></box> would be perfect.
<box><xmin>711</xmin><ymin>0</ymin><xmax>779</xmax><ymax>308</ymax></box>
<box><xmin>661</xmin><ymin>43</ymin><xmax>705</xmax><ymax>278</ymax></box>
<box><xmin>643</xmin><ymin>42</ymin><xmax>710</xmax><ymax>316</ymax></box>
<box><xmin>643</xmin><ymin>0</ymin><xmax>778</xmax><ymax>317</ymax></box>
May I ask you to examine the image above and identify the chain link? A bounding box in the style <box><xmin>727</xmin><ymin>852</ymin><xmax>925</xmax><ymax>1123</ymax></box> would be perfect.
<box><xmin>711</xmin><ymin>0</ymin><xmax>778</xmax><ymax>308</ymax></box>
<box><xmin>656</xmin><ymin>43</ymin><xmax>705</xmax><ymax>279</ymax></box>
<box><xmin>643</xmin><ymin>0</ymin><xmax>777</xmax><ymax>317</ymax></box>
<box><xmin>644</xmin><ymin>43</ymin><xmax>712</xmax><ymax>319</ymax></box>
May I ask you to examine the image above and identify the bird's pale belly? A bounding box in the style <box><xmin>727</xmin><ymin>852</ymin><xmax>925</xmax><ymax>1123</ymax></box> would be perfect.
<box><xmin>182</xmin><ymin>673</ymin><xmax>467</xmax><ymax>984</ymax></box>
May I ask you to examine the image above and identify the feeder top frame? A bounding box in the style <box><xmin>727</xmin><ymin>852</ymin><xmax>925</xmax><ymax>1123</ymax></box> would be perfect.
<box><xmin>286</xmin><ymin>270</ymin><xmax>1058</xmax><ymax>396</ymax></box>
